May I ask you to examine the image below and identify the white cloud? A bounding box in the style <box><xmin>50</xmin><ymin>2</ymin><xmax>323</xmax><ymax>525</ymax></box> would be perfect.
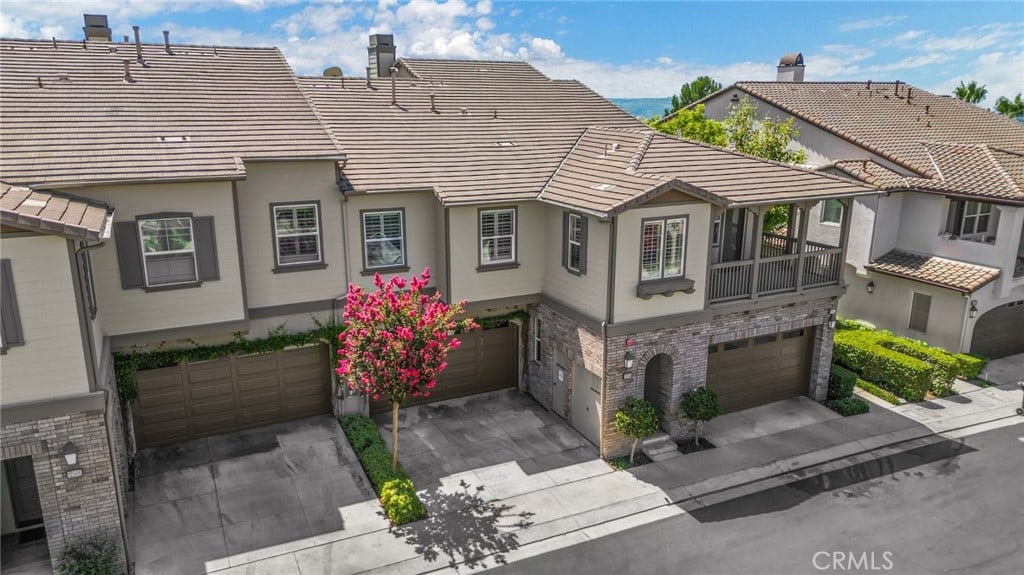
<box><xmin>273</xmin><ymin>3</ymin><xmax>355</xmax><ymax>36</ymax></box>
<box><xmin>921</xmin><ymin>23</ymin><xmax>1023</xmax><ymax>52</ymax></box>
<box><xmin>935</xmin><ymin>50</ymin><xmax>1024</xmax><ymax>106</ymax></box>
<box><xmin>476</xmin><ymin>17</ymin><xmax>494</xmax><ymax>32</ymax></box>
<box><xmin>838</xmin><ymin>15</ymin><xmax>906</xmax><ymax>32</ymax></box>
<box><xmin>518</xmin><ymin>37</ymin><xmax>563</xmax><ymax>60</ymax></box>
<box><xmin>656</xmin><ymin>56</ymin><xmax>672</xmax><ymax>65</ymax></box>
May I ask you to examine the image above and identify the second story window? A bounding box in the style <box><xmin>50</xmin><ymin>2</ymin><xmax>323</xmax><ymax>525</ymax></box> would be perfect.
<box><xmin>273</xmin><ymin>203</ymin><xmax>322</xmax><ymax>267</ymax></box>
<box><xmin>139</xmin><ymin>217</ymin><xmax>197</xmax><ymax>286</ymax></box>
<box><xmin>641</xmin><ymin>217</ymin><xmax>687</xmax><ymax>281</ymax></box>
<box><xmin>820</xmin><ymin>199</ymin><xmax>844</xmax><ymax>224</ymax></box>
<box><xmin>564</xmin><ymin>212</ymin><xmax>587</xmax><ymax>274</ymax></box>
<box><xmin>946</xmin><ymin>199</ymin><xmax>997</xmax><ymax>244</ymax></box>
<box><xmin>480</xmin><ymin>208</ymin><xmax>516</xmax><ymax>266</ymax></box>
<box><xmin>362</xmin><ymin>210</ymin><xmax>406</xmax><ymax>271</ymax></box>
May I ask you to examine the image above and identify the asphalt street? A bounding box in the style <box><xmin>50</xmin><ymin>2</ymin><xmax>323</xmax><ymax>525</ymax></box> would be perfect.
<box><xmin>489</xmin><ymin>422</ymin><xmax>1024</xmax><ymax>575</ymax></box>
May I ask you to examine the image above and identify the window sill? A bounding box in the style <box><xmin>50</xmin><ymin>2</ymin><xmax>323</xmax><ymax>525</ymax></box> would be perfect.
<box><xmin>273</xmin><ymin>262</ymin><xmax>328</xmax><ymax>274</ymax></box>
<box><xmin>565</xmin><ymin>266</ymin><xmax>584</xmax><ymax>277</ymax></box>
<box><xmin>477</xmin><ymin>262</ymin><xmax>520</xmax><ymax>272</ymax></box>
<box><xmin>636</xmin><ymin>277</ymin><xmax>695</xmax><ymax>300</ymax></box>
<box><xmin>143</xmin><ymin>281</ymin><xmax>203</xmax><ymax>293</ymax></box>
<box><xmin>361</xmin><ymin>265</ymin><xmax>410</xmax><ymax>277</ymax></box>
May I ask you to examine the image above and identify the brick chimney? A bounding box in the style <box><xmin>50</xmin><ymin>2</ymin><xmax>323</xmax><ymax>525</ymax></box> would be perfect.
<box><xmin>777</xmin><ymin>52</ymin><xmax>805</xmax><ymax>82</ymax></box>
<box><xmin>368</xmin><ymin>34</ymin><xmax>396</xmax><ymax>79</ymax></box>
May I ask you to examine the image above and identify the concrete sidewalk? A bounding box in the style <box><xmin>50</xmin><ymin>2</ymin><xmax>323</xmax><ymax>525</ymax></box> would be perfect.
<box><xmin>207</xmin><ymin>395</ymin><xmax>1011</xmax><ymax>575</ymax></box>
<box><xmin>887</xmin><ymin>379</ymin><xmax>1023</xmax><ymax>435</ymax></box>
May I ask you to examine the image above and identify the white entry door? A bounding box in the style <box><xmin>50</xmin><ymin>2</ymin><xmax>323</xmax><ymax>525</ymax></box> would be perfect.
<box><xmin>571</xmin><ymin>362</ymin><xmax>601</xmax><ymax>446</ymax></box>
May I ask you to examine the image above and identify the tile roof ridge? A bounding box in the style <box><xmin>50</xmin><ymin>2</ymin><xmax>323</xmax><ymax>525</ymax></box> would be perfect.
<box><xmin>538</xmin><ymin>128</ymin><xmax>590</xmax><ymax>201</ymax></box>
<box><xmin>920</xmin><ymin>144</ymin><xmax>947</xmax><ymax>183</ymax></box>
<box><xmin>626</xmin><ymin>131</ymin><xmax>656</xmax><ymax>173</ymax></box>
<box><xmin>979</xmin><ymin>144</ymin><xmax>1024</xmax><ymax>197</ymax></box>
<box><xmin>0</xmin><ymin>37</ymin><xmax>281</xmax><ymax>51</ymax></box>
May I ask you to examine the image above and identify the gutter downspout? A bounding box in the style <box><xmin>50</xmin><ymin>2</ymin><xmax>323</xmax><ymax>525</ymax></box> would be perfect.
<box><xmin>959</xmin><ymin>292</ymin><xmax>972</xmax><ymax>354</ymax></box>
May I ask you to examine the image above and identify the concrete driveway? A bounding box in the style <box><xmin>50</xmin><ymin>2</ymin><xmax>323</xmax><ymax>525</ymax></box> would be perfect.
<box><xmin>131</xmin><ymin>415</ymin><xmax>377</xmax><ymax>575</ymax></box>
<box><xmin>703</xmin><ymin>396</ymin><xmax>841</xmax><ymax>446</ymax></box>
<box><xmin>374</xmin><ymin>389</ymin><xmax>597</xmax><ymax>489</ymax></box>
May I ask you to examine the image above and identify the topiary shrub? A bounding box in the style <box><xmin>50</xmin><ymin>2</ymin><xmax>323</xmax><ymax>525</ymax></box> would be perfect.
<box><xmin>340</xmin><ymin>414</ymin><xmax>386</xmax><ymax>453</ymax></box>
<box><xmin>832</xmin><ymin>330</ymin><xmax>932</xmax><ymax>401</ymax></box>
<box><xmin>825</xmin><ymin>397</ymin><xmax>870</xmax><ymax>416</ymax></box>
<box><xmin>680</xmin><ymin>387</ymin><xmax>720</xmax><ymax>447</ymax></box>
<box><xmin>880</xmin><ymin>337</ymin><xmax>959</xmax><ymax>396</ymax></box>
<box><xmin>954</xmin><ymin>353</ymin><xmax>988</xmax><ymax>379</ymax></box>
<box><xmin>614</xmin><ymin>397</ymin><xmax>659</xmax><ymax>465</ymax></box>
<box><xmin>57</xmin><ymin>533</ymin><xmax>119</xmax><ymax>575</ymax></box>
<box><xmin>379</xmin><ymin>478</ymin><xmax>427</xmax><ymax>524</ymax></box>
<box><xmin>828</xmin><ymin>364</ymin><xmax>858</xmax><ymax>400</ymax></box>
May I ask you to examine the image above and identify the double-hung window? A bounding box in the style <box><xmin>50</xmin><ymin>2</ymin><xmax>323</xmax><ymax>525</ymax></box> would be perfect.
<box><xmin>820</xmin><ymin>199</ymin><xmax>843</xmax><ymax>224</ymax></box>
<box><xmin>273</xmin><ymin>203</ymin><xmax>322</xmax><ymax>267</ymax></box>
<box><xmin>641</xmin><ymin>217</ymin><xmax>686</xmax><ymax>281</ymax></box>
<box><xmin>480</xmin><ymin>208</ymin><xmax>516</xmax><ymax>266</ymax></box>
<box><xmin>138</xmin><ymin>217</ymin><xmax>197</xmax><ymax>286</ymax></box>
<box><xmin>564</xmin><ymin>212</ymin><xmax>587</xmax><ymax>274</ymax></box>
<box><xmin>362</xmin><ymin>210</ymin><xmax>406</xmax><ymax>270</ymax></box>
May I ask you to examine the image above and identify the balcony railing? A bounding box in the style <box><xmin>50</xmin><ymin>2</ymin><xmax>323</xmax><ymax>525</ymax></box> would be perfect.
<box><xmin>709</xmin><ymin>242</ymin><xmax>844</xmax><ymax>304</ymax></box>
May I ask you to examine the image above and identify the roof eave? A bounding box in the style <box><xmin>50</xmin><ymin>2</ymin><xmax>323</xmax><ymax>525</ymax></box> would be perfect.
<box><xmin>864</xmin><ymin>266</ymin><xmax>999</xmax><ymax>294</ymax></box>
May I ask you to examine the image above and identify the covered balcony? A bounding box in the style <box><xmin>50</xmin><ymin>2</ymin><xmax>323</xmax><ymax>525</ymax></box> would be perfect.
<box><xmin>708</xmin><ymin>200</ymin><xmax>849</xmax><ymax>304</ymax></box>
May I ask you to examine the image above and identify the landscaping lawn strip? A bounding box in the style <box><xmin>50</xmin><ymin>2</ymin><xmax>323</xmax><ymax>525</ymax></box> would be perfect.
<box><xmin>339</xmin><ymin>415</ymin><xmax>427</xmax><ymax>524</ymax></box>
<box><xmin>855</xmin><ymin>381</ymin><xmax>901</xmax><ymax>405</ymax></box>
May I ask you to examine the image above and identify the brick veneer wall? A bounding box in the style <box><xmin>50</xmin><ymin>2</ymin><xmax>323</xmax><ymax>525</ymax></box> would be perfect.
<box><xmin>524</xmin><ymin>304</ymin><xmax>604</xmax><ymax>422</ymax></box>
<box><xmin>1</xmin><ymin>408</ymin><xmax>127</xmax><ymax>573</ymax></box>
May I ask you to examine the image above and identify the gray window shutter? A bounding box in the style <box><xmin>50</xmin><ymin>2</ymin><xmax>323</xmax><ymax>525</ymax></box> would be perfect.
<box><xmin>945</xmin><ymin>200</ymin><xmax>965</xmax><ymax>236</ymax></box>
<box><xmin>909</xmin><ymin>293</ymin><xmax>931</xmax><ymax>333</ymax></box>
<box><xmin>193</xmin><ymin>216</ymin><xmax>220</xmax><ymax>281</ymax></box>
<box><xmin>113</xmin><ymin>221</ymin><xmax>145</xmax><ymax>289</ymax></box>
<box><xmin>579</xmin><ymin>215</ymin><xmax>588</xmax><ymax>275</ymax></box>
<box><xmin>561</xmin><ymin>212</ymin><xmax>569</xmax><ymax>268</ymax></box>
<box><xmin>1</xmin><ymin>259</ymin><xmax>24</xmax><ymax>346</ymax></box>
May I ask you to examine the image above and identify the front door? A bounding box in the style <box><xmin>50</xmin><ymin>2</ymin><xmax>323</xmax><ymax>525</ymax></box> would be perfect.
<box><xmin>4</xmin><ymin>457</ymin><xmax>43</xmax><ymax>528</ymax></box>
<box><xmin>571</xmin><ymin>362</ymin><xmax>601</xmax><ymax>446</ymax></box>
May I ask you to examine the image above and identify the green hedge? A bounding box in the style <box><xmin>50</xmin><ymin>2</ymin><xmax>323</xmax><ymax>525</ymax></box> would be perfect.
<box><xmin>880</xmin><ymin>338</ymin><xmax>959</xmax><ymax>396</ymax></box>
<box><xmin>835</xmin><ymin>317</ymin><xmax>874</xmax><ymax>332</ymax></box>
<box><xmin>828</xmin><ymin>364</ymin><xmax>858</xmax><ymax>400</ymax></box>
<box><xmin>338</xmin><ymin>415</ymin><xmax>425</xmax><ymax>524</ymax></box>
<box><xmin>954</xmin><ymin>353</ymin><xmax>988</xmax><ymax>379</ymax></box>
<box><xmin>856</xmin><ymin>380</ymin><xmax>901</xmax><ymax>405</ymax></box>
<box><xmin>825</xmin><ymin>397</ymin><xmax>870</xmax><ymax>416</ymax></box>
<box><xmin>833</xmin><ymin>330</ymin><xmax>932</xmax><ymax>401</ymax></box>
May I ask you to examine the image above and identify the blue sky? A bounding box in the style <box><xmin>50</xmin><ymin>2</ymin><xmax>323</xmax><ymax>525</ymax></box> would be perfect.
<box><xmin>2</xmin><ymin>1</ymin><xmax>1021</xmax><ymax>105</ymax></box>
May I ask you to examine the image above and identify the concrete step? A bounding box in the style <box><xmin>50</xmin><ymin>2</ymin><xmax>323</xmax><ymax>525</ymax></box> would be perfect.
<box><xmin>642</xmin><ymin>432</ymin><xmax>680</xmax><ymax>461</ymax></box>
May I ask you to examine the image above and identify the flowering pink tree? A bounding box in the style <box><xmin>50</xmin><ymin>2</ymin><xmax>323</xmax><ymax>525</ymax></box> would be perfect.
<box><xmin>336</xmin><ymin>268</ymin><xmax>477</xmax><ymax>473</ymax></box>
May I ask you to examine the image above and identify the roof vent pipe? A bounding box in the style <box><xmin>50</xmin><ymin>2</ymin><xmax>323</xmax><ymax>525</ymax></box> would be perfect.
<box><xmin>894</xmin><ymin>80</ymin><xmax>901</xmax><ymax>96</ymax></box>
<box><xmin>906</xmin><ymin>87</ymin><xmax>912</xmax><ymax>103</ymax></box>
<box><xmin>133</xmin><ymin>26</ymin><xmax>146</xmax><ymax>65</ymax></box>
<box><xmin>122</xmin><ymin>60</ymin><xmax>134</xmax><ymax>83</ymax></box>
<box><xmin>866</xmin><ymin>80</ymin><xmax>872</xmax><ymax>90</ymax></box>
<box><xmin>52</xmin><ymin>37</ymin><xmax>57</xmax><ymax>49</ymax></box>
<box><xmin>366</xmin><ymin>66</ymin><xmax>372</xmax><ymax>89</ymax></box>
<box><xmin>390</xmin><ymin>66</ymin><xmax>397</xmax><ymax>106</ymax></box>
<box><xmin>163</xmin><ymin>31</ymin><xmax>173</xmax><ymax>55</ymax></box>
<box><xmin>123</xmin><ymin>35</ymin><xmax>129</xmax><ymax>43</ymax></box>
<box><xmin>430</xmin><ymin>93</ymin><xmax>436</xmax><ymax>112</ymax></box>
<box><xmin>36</xmin><ymin>77</ymin><xmax>43</xmax><ymax>88</ymax></box>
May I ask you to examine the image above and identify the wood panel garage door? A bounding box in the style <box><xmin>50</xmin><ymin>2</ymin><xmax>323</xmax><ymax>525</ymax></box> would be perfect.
<box><xmin>133</xmin><ymin>344</ymin><xmax>332</xmax><ymax>448</ymax></box>
<box><xmin>370</xmin><ymin>325</ymin><xmax>518</xmax><ymax>414</ymax></box>
<box><xmin>971</xmin><ymin>301</ymin><xmax>1024</xmax><ymax>359</ymax></box>
<box><xmin>708</xmin><ymin>328</ymin><xmax>813</xmax><ymax>413</ymax></box>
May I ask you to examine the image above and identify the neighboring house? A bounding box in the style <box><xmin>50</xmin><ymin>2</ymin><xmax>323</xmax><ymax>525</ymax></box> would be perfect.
<box><xmin>300</xmin><ymin>38</ymin><xmax>878</xmax><ymax>456</ymax></box>
<box><xmin>0</xmin><ymin>16</ymin><xmax>345</xmax><ymax>569</ymax></box>
<box><xmin>699</xmin><ymin>55</ymin><xmax>1024</xmax><ymax>358</ymax></box>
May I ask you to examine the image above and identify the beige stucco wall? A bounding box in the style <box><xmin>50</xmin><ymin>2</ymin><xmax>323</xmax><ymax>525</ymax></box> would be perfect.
<box><xmin>343</xmin><ymin>191</ymin><xmax>441</xmax><ymax>292</ymax></box>
<box><xmin>447</xmin><ymin>201</ymin><xmax>547</xmax><ymax>304</ymax></box>
<box><xmin>82</xmin><ymin>181</ymin><xmax>244</xmax><ymax>336</ymax></box>
<box><xmin>542</xmin><ymin>207</ymin><xmax>609</xmax><ymax>321</ymax></box>
<box><xmin>0</xmin><ymin>236</ymin><xmax>91</xmax><ymax>402</ymax></box>
<box><xmin>612</xmin><ymin>201</ymin><xmax>710</xmax><ymax>323</ymax></box>
<box><xmin>236</xmin><ymin>161</ymin><xmax>347</xmax><ymax>309</ymax></box>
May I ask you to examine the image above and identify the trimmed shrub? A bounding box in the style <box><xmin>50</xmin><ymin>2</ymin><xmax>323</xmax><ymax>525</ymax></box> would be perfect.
<box><xmin>340</xmin><ymin>415</ymin><xmax>385</xmax><ymax>453</ymax></box>
<box><xmin>379</xmin><ymin>478</ymin><xmax>427</xmax><ymax>524</ymax></box>
<box><xmin>828</xmin><ymin>364</ymin><xmax>858</xmax><ymax>400</ymax></box>
<box><xmin>614</xmin><ymin>397</ymin><xmax>659</xmax><ymax>465</ymax></box>
<box><xmin>826</xmin><ymin>397</ymin><xmax>869</xmax><ymax>416</ymax></box>
<box><xmin>856</xmin><ymin>380</ymin><xmax>901</xmax><ymax>405</ymax></box>
<box><xmin>57</xmin><ymin>534</ymin><xmax>118</xmax><ymax>575</ymax></box>
<box><xmin>360</xmin><ymin>443</ymin><xmax>409</xmax><ymax>490</ymax></box>
<box><xmin>954</xmin><ymin>353</ymin><xmax>988</xmax><ymax>379</ymax></box>
<box><xmin>833</xmin><ymin>330</ymin><xmax>932</xmax><ymax>401</ymax></box>
<box><xmin>880</xmin><ymin>337</ymin><xmax>959</xmax><ymax>396</ymax></box>
<box><xmin>680</xmin><ymin>387</ymin><xmax>720</xmax><ymax>448</ymax></box>
<box><xmin>835</xmin><ymin>317</ymin><xmax>873</xmax><ymax>332</ymax></box>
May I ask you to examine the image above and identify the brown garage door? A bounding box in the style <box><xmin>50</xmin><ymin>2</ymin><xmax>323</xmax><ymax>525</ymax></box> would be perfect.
<box><xmin>970</xmin><ymin>301</ymin><xmax>1024</xmax><ymax>359</ymax></box>
<box><xmin>708</xmin><ymin>328</ymin><xmax>813</xmax><ymax>413</ymax></box>
<box><xmin>370</xmin><ymin>325</ymin><xmax>518</xmax><ymax>414</ymax></box>
<box><xmin>133</xmin><ymin>344</ymin><xmax>332</xmax><ymax>448</ymax></box>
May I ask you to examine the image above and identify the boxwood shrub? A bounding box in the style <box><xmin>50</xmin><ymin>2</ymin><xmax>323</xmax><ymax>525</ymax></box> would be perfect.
<box><xmin>339</xmin><ymin>415</ymin><xmax>423</xmax><ymax>525</ymax></box>
<box><xmin>954</xmin><ymin>353</ymin><xmax>988</xmax><ymax>379</ymax></box>
<box><xmin>879</xmin><ymin>338</ymin><xmax>959</xmax><ymax>396</ymax></box>
<box><xmin>856</xmin><ymin>380</ymin><xmax>901</xmax><ymax>405</ymax></box>
<box><xmin>828</xmin><ymin>364</ymin><xmax>858</xmax><ymax>400</ymax></box>
<box><xmin>825</xmin><ymin>397</ymin><xmax>870</xmax><ymax>416</ymax></box>
<box><xmin>832</xmin><ymin>330</ymin><xmax>932</xmax><ymax>401</ymax></box>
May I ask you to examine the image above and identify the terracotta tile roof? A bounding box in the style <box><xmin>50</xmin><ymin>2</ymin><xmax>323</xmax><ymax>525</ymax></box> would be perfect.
<box><xmin>721</xmin><ymin>82</ymin><xmax>1024</xmax><ymax>203</ymax></box>
<box><xmin>865</xmin><ymin>249</ymin><xmax>1001</xmax><ymax>293</ymax></box>
<box><xmin>2</xmin><ymin>182</ymin><xmax>113</xmax><ymax>240</ymax></box>
<box><xmin>0</xmin><ymin>38</ymin><xmax>344</xmax><ymax>188</ymax></box>
<box><xmin>297</xmin><ymin>58</ymin><xmax>645</xmax><ymax>205</ymax></box>
<box><xmin>541</xmin><ymin>127</ymin><xmax>879</xmax><ymax>215</ymax></box>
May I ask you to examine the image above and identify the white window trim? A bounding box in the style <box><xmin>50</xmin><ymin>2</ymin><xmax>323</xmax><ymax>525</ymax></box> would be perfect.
<box><xmin>274</xmin><ymin>203</ymin><xmax>322</xmax><ymax>266</ymax></box>
<box><xmin>960</xmin><ymin>201</ymin><xmax>992</xmax><ymax>241</ymax></box>
<box><xmin>711</xmin><ymin>215</ymin><xmax>722</xmax><ymax>247</ymax></box>
<box><xmin>480</xmin><ymin>208</ymin><xmax>516</xmax><ymax>265</ymax></box>
<box><xmin>534</xmin><ymin>318</ymin><xmax>543</xmax><ymax>363</ymax></box>
<box><xmin>567</xmin><ymin>213</ymin><xmax>583</xmax><ymax>273</ymax></box>
<box><xmin>819</xmin><ymin>199</ymin><xmax>843</xmax><ymax>226</ymax></box>
<box><xmin>362</xmin><ymin>210</ymin><xmax>406</xmax><ymax>270</ymax></box>
<box><xmin>138</xmin><ymin>217</ymin><xmax>197</xmax><ymax>287</ymax></box>
<box><xmin>641</xmin><ymin>217</ymin><xmax>686</xmax><ymax>281</ymax></box>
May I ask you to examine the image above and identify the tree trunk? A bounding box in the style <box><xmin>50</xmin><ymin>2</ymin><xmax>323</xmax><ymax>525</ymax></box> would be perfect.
<box><xmin>630</xmin><ymin>438</ymin><xmax>639</xmax><ymax>465</ymax></box>
<box><xmin>391</xmin><ymin>401</ymin><xmax>400</xmax><ymax>474</ymax></box>
<box><xmin>694</xmin><ymin>421</ymin><xmax>701</xmax><ymax>447</ymax></box>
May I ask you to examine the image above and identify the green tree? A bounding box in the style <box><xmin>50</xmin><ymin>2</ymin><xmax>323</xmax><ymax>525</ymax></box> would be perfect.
<box><xmin>646</xmin><ymin>104</ymin><xmax>727</xmax><ymax>146</ymax></box>
<box><xmin>994</xmin><ymin>93</ymin><xmax>1024</xmax><ymax>120</ymax></box>
<box><xmin>664</xmin><ymin>75</ymin><xmax>722</xmax><ymax>116</ymax></box>
<box><xmin>723</xmin><ymin>97</ymin><xmax>808</xmax><ymax>164</ymax></box>
<box><xmin>954</xmin><ymin>80</ymin><xmax>987</xmax><ymax>104</ymax></box>
<box><xmin>680</xmin><ymin>387</ymin><xmax>720</xmax><ymax>447</ymax></box>
<box><xmin>614</xmin><ymin>397</ymin><xmax>659</xmax><ymax>465</ymax></box>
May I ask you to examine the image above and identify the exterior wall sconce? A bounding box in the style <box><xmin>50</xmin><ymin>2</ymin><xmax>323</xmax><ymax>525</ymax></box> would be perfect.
<box><xmin>969</xmin><ymin>300</ymin><xmax>978</xmax><ymax>318</ymax></box>
<box><xmin>624</xmin><ymin>351</ymin><xmax>635</xmax><ymax>370</ymax></box>
<box><xmin>866</xmin><ymin>281</ymin><xmax>875</xmax><ymax>294</ymax></box>
<box><xmin>827</xmin><ymin>308</ymin><xmax>837</xmax><ymax>329</ymax></box>
<box><xmin>60</xmin><ymin>441</ymin><xmax>78</xmax><ymax>466</ymax></box>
